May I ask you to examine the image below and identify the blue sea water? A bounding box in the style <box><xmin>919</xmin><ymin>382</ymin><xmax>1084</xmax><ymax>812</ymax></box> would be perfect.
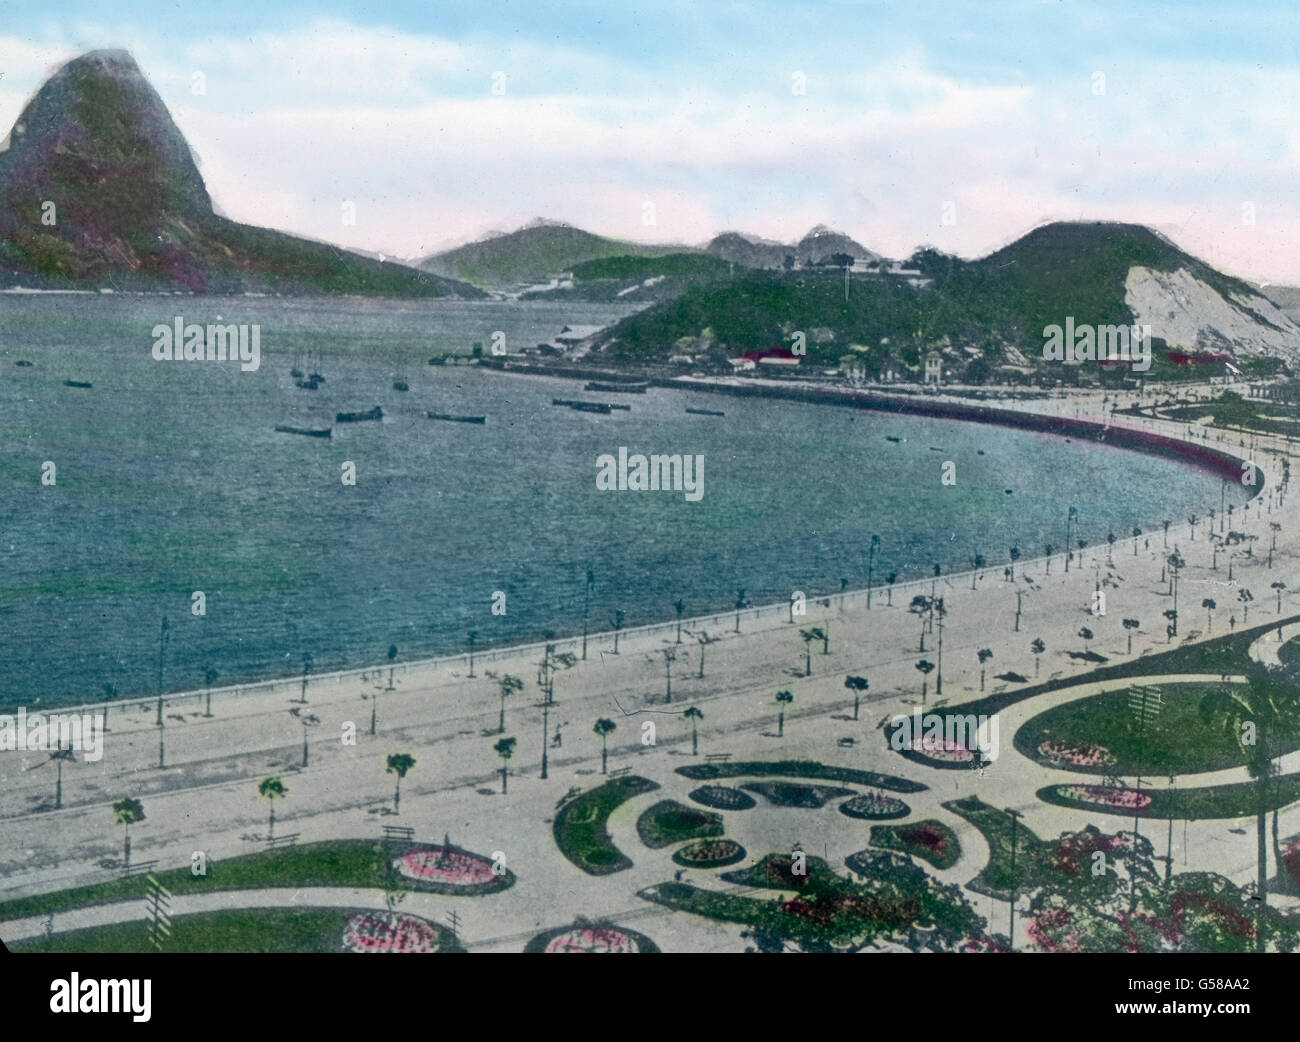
<box><xmin>0</xmin><ymin>294</ymin><xmax>1247</xmax><ymax>709</ymax></box>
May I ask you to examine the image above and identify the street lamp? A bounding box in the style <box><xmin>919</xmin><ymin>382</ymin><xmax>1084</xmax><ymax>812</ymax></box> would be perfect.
<box><xmin>867</xmin><ymin>534</ymin><xmax>880</xmax><ymax>609</ymax></box>
<box><xmin>1065</xmin><ymin>507</ymin><xmax>1078</xmax><ymax>572</ymax></box>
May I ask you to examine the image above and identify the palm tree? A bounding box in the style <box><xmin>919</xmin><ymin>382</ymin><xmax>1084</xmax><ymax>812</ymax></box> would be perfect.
<box><xmin>1009</xmin><ymin>545</ymin><xmax>1021</xmax><ymax>579</ymax></box>
<box><xmin>799</xmin><ymin>629</ymin><xmax>818</xmax><ymax>676</ymax></box>
<box><xmin>976</xmin><ymin>648</ymin><xmax>993</xmax><ymax>691</ymax></box>
<box><xmin>1107</xmin><ymin>530</ymin><xmax>1116</xmax><ymax>564</ymax></box>
<box><xmin>466</xmin><ymin>630</ymin><xmax>479</xmax><ymax>677</ymax></box>
<box><xmin>844</xmin><ymin>675</ymin><xmax>869</xmax><ymax>720</ymax></box>
<box><xmin>495</xmin><ymin>673</ymin><xmax>524</xmax><ymax>733</ymax></box>
<box><xmin>734</xmin><ymin>589</ymin><xmax>747</xmax><ymax>633</ymax></box>
<box><xmin>494</xmin><ymin>736</ymin><xmax>516</xmax><ymax>792</ymax></box>
<box><xmin>387</xmin><ymin>644</ymin><xmax>398</xmax><ymax>690</ymax></box>
<box><xmin>674</xmin><ymin>598</ymin><xmax>686</xmax><ymax>643</ymax></box>
<box><xmin>1123</xmin><ymin>618</ymin><xmax>1140</xmax><ymax>654</ymax></box>
<box><xmin>611</xmin><ymin>609</ymin><xmax>626</xmax><ymax>653</ymax></box>
<box><xmin>886</xmin><ymin>572</ymin><xmax>897</xmax><ymax>606</ymax></box>
<box><xmin>1078</xmin><ymin>627</ymin><xmax>1094</xmax><ymax>651</ymax></box>
<box><xmin>1132</xmin><ymin>527</ymin><xmax>1142</xmax><ymax>556</ymax></box>
<box><xmin>203</xmin><ymin>667</ymin><xmax>219</xmax><ymax>718</ymax></box>
<box><xmin>1030</xmin><ymin>638</ymin><xmax>1045</xmax><ymax>677</ymax></box>
<box><xmin>593</xmin><ymin>719</ymin><xmax>617</xmax><ymax>773</ymax></box>
<box><xmin>258</xmin><ymin>776</ymin><xmax>286</xmax><ymax>840</ymax></box>
<box><xmin>915</xmin><ymin>660</ymin><xmax>935</xmax><ymax>703</ymax></box>
<box><xmin>1202</xmin><ymin>598</ymin><xmax>1216</xmax><ymax>632</ymax></box>
<box><xmin>774</xmin><ymin>691</ymin><xmax>794</xmax><ymax>737</ymax></box>
<box><xmin>1043</xmin><ymin>545</ymin><xmax>1053</xmax><ymax>576</ymax></box>
<box><xmin>1272</xmin><ymin>581</ymin><xmax>1287</xmax><ymax>614</ymax></box>
<box><xmin>386</xmin><ymin>752</ymin><xmax>416</xmax><ymax>812</ymax></box>
<box><xmin>1239</xmin><ymin>588</ymin><xmax>1254</xmax><ymax>622</ymax></box>
<box><xmin>111</xmin><ymin>796</ymin><xmax>145</xmax><ymax>868</ymax></box>
<box><xmin>1199</xmin><ymin>672</ymin><xmax>1300</xmax><ymax>939</ymax></box>
<box><xmin>684</xmin><ymin>706</ymin><xmax>704</xmax><ymax>755</ymax></box>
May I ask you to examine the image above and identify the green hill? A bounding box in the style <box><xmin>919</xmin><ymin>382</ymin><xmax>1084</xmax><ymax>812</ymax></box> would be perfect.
<box><xmin>419</xmin><ymin>221</ymin><xmax>690</xmax><ymax>288</ymax></box>
<box><xmin>0</xmin><ymin>50</ymin><xmax>480</xmax><ymax>297</ymax></box>
<box><xmin>596</xmin><ymin>221</ymin><xmax>1281</xmax><ymax>375</ymax></box>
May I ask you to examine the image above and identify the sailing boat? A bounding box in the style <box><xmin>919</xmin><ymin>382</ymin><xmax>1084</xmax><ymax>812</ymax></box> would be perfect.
<box><xmin>308</xmin><ymin>348</ymin><xmax>325</xmax><ymax>383</ymax></box>
<box><xmin>290</xmin><ymin>347</ymin><xmax>303</xmax><ymax>379</ymax></box>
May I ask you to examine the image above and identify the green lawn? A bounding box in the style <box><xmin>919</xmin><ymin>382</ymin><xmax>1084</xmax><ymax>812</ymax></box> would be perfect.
<box><xmin>552</xmin><ymin>775</ymin><xmax>660</xmax><ymax>875</ymax></box>
<box><xmin>870</xmin><ymin>820</ymin><xmax>962</xmax><ymax>869</ymax></box>
<box><xmin>1280</xmin><ymin>637</ymin><xmax>1300</xmax><ymax>667</ymax></box>
<box><xmin>1038</xmin><ymin>772</ymin><xmax>1300</xmax><ymax>820</ymax></box>
<box><xmin>0</xmin><ymin>837</ymin><xmax>507</xmax><ymax>923</ymax></box>
<box><xmin>1015</xmin><ymin>682</ymin><xmax>1300</xmax><ymax>775</ymax></box>
<box><xmin>635</xmin><ymin>800</ymin><xmax>723</xmax><ymax>849</ymax></box>
<box><xmin>676</xmin><ymin>760</ymin><xmax>925</xmax><ymax>793</ymax></box>
<box><xmin>11</xmin><ymin>906</ymin><xmax>457</xmax><ymax>953</ymax></box>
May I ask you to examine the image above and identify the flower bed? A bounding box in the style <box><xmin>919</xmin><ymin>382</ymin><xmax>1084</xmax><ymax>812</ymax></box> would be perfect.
<box><xmin>1038</xmin><ymin>738</ymin><xmax>1115</xmax><ymax>769</ymax></box>
<box><xmin>869</xmin><ymin>820</ymin><xmax>962</xmax><ymax>870</ymax></box>
<box><xmin>394</xmin><ymin>846</ymin><xmax>497</xmax><ymax>887</ymax></box>
<box><xmin>636</xmin><ymin>800</ymin><xmax>723</xmax><ymax>849</ymax></box>
<box><xmin>911</xmin><ymin>735</ymin><xmax>973</xmax><ymax>762</ymax></box>
<box><xmin>740</xmin><ymin>781</ymin><xmax>854</xmax><ymax>808</ymax></box>
<box><xmin>1059</xmin><ymin>784</ymin><xmax>1152</xmax><ymax>811</ymax></box>
<box><xmin>839</xmin><ymin>793</ymin><xmax>910</xmax><ymax>820</ymax></box>
<box><xmin>689</xmin><ymin>785</ymin><xmax>757</xmax><ymax>811</ymax></box>
<box><xmin>342</xmin><ymin>912</ymin><xmax>447</xmax><ymax>953</ymax></box>
<box><xmin>672</xmin><ymin>838</ymin><xmax>747</xmax><ymax>868</ymax></box>
<box><xmin>524</xmin><ymin>922</ymin><xmax>660</xmax><ymax>953</ymax></box>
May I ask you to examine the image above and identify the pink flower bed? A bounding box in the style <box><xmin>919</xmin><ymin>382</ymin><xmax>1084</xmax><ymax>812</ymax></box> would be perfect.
<box><xmin>1061</xmin><ymin>784</ymin><xmax>1152</xmax><ymax>810</ymax></box>
<box><xmin>1038</xmin><ymin>739</ymin><xmax>1115</xmax><ymax>768</ymax></box>
<box><xmin>911</xmin><ymin>735</ymin><xmax>973</xmax><ymax>762</ymax></box>
<box><xmin>343</xmin><ymin>912</ymin><xmax>443</xmax><ymax>953</ymax></box>
<box><xmin>544</xmin><ymin>927</ymin><xmax>639</xmax><ymax>953</ymax></box>
<box><xmin>394</xmin><ymin>846</ymin><xmax>497</xmax><ymax>887</ymax></box>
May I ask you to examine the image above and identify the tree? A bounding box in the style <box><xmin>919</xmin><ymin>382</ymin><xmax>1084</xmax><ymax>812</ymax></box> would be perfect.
<box><xmin>684</xmin><ymin>706</ymin><xmax>704</xmax><ymax>755</ymax></box>
<box><xmin>203</xmin><ymin>667</ymin><xmax>219</xmax><ymax>718</ymax></box>
<box><xmin>387</xmin><ymin>644</ymin><xmax>399</xmax><ymax>690</ymax></box>
<box><xmin>1272</xmin><ymin>581</ymin><xmax>1287</xmax><ymax>614</ymax></box>
<box><xmin>1107</xmin><ymin>531</ymin><xmax>1117</xmax><ymax>564</ymax></box>
<box><xmin>102</xmin><ymin>682</ymin><xmax>118</xmax><ymax>732</ymax></box>
<box><xmin>386</xmin><ymin>753</ymin><xmax>416</xmax><ymax>812</ymax></box>
<box><xmin>494</xmin><ymin>673</ymin><xmax>524</xmax><ymax>733</ymax></box>
<box><xmin>844</xmin><ymin>675</ymin><xmax>869</xmax><ymax>720</ymax></box>
<box><xmin>611</xmin><ymin>609</ymin><xmax>626</xmax><ymax>653</ymax></box>
<box><xmin>1239</xmin><ymin>588</ymin><xmax>1254</xmax><ymax>622</ymax></box>
<box><xmin>977</xmin><ymin>649</ymin><xmax>994</xmax><ymax>691</ymax></box>
<box><xmin>1123</xmin><ymin>618</ymin><xmax>1140</xmax><ymax>655</ymax></box>
<box><xmin>674</xmin><ymin>598</ymin><xmax>686</xmax><ymax>643</ymax></box>
<box><xmin>735</xmin><ymin>589</ymin><xmax>747</xmax><ymax>633</ymax></box>
<box><xmin>1009</xmin><ymin>546</ymin><xmax>1021</xmax><ymax>579</ymax></box>
<box><xmin>915</xmin><ymin>660</ymin><xmax>935</xmax><ymax>703</ymax></box>
<box><xmin>258</xmin><ymin>776</ymin><xmax>286</xmax><ymax>840</ymax></box>
<box><xmin>1030</xmin><ymin>638</ymin><xmax>1046</xmax><ymax>677</ymax></box>
<box><xmin>799</xmin><ymin>628</ymin><xmax>819</xmax><ymax>676</ymax></box>
<box><xmin>1132</xmin><ymin>527</ymin><xmax>1142</xmax><ymax>556</ymax></box>
<box><xmin>111</xmin><ymin>796</ymin><xmax>144</xmax><ymax>868</ymax></box>
<box><xmin>1202</xmin><ymin>598</ymin><xmax>1216</xmax><ymax>632</ymax></box>
<box><xmin>1078</xmin><ymin>627</ymin><xmax>1094</xmax><ymax>650</ymax></box>
<box><xmin>886</xmin><ymin>572</ymin><xmax>898</xmax><ymax>606</ymax></box>
<box><xmin>593</xmin><ymin>719</ymin><xmax>617</xmax><ymax>773</ymax></box>
<box><xmin>774</xmin><ymin>691</ymin><xmax>794</xmax><ymax>737</ymax></box>
<box><xmin>1043</xmin><ymin>546</ymin><xmax>1053</xmax><ymax>576</ymax></box>
<box><xmin>494</xmin><ymin>736</ymin><xmax>516</xmax><ymax>793</ymax></box>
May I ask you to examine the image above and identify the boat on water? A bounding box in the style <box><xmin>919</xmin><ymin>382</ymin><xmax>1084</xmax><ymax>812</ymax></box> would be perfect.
<box><xmin>427</xmin><ymin>411</ymin><xmax>486</xmax><ymax>424</ymax></box>
<box><xmin>275</xmin><ymin>424</ymin><xmax>332</xmax><ymax>438</ymax></box>
<box><xmin>337</xmin><ymin>406</ymin><xmax>384</xmax><ymax>423</ymax></box>
<box><xmin>290</xmin><ymin>367</ymin><xmax>303</xmax><ymax>378</ymax></box>
<box><xmin>393</xmin><ymin>380</ymin><xmax>410</xmax><ymax>392</ymax></box>
<box><xmin>553</xmin><ymin>398</ymin><xmax>612</xmax><ymax>415</ymax></box>
<box><xmin>885</xmin><ymin>435</ymin><xmax>902</xmax><ymax>443</ymax></box>
<box><xmin>309</xmin><ymin>372</ymin><xmax>326</xmax><ymax>383</ymax></box>
<box><xmin>685</xmin><ymin>407</ymin><xmax>725</xmax><ymax>416</ymax></box>
<box><xmin>584</xmin><ymin>381</ymin><xmax>648</xmax><ymax>394</ymax></box>
<box><xmin>296</xmin><ymin>378</ymin><xmax>321</xmax><ymax>390</ymax></box>
<box><xmin>64</xmin><ymin>379</ymin><xmax>93</xmax><ymax>388</ymax></box>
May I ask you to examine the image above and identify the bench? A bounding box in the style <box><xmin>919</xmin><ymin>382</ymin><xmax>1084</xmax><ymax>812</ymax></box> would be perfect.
<box><xmin>265</xmin><ymin>833</ymin><xmax>299</xmax><ymax>849</ymax></box>
<box><xmin>705</xmin><ymin>753</ymin><xmax>732</xmax><ymax>763</ymax></box>
<box><xmin>120</xmin><ymin>859</ymin><xmax>159</xmax><ymax>877</ymax></box>
<box><xmin>382</xmin><ymin>825</ymin><xmax>415</xmax><ymax>843</ymax></box>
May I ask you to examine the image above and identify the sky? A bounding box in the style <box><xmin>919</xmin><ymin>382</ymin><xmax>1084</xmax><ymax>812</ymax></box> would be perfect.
<box><xmin>2</xmin><ymin>1</ymin><xmax>1299</xmax><ymax>281</ymax></box>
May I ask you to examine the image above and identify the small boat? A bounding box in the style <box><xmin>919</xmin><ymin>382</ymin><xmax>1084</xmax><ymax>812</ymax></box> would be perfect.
<box><xmin>64</xmin><ymin>379</ymin><xmax>93</xmax><ymax>388</ymax></box>
<box><xmin>427</xmin><ymin>411</ymin><xmax>486</xmax><ymax>424</ymax></box>
<box><xmin>296</xmin><ymin>378</ymin><xmax>320</xmax><ymax>390</ymax></box>
<box><xmin>337</xmin><ymin>406</ymin><xmax>384</xmax><ymax>423</ymax></box>
<box><xmin>290</xmin><ymin>368</ymin><xmax>303</xmax><ymax>378</ymax></box>
<box><xmin>15</xmin><ymin>360</ymin><xmax>33</xmax><ymax>367</ymax></box>
<box><xmin>309</xmin><ymin>372</ymin><xmax>326</xmax><ymax>383</ymax></box>
<box><xmin>553</xmin><ymin>398</ymin><xmax>612</xmax><ymax>414</ymax></box>
<box><xmin>885</xmin><ymin>435</ymin><xmax>901</xmax><ymax>443</ymax></box>
<box><xmin>686</xmin><ymin>407</ymin><xmax>725</xmax><ymax>416</ymax></box>
<box><xmin>584</xmin><ymin>381</ymin><xmax>648</xmax><ymax>394</ymax></box>
<box><xmin>275</xmin><ymin>424</ymin><xmax>332</xmax><ymax>438</ymax></box>
<box><xmin>393</xmin><ymin>380</ymin><xmax>410</xmax><ymax>392</ymax></box>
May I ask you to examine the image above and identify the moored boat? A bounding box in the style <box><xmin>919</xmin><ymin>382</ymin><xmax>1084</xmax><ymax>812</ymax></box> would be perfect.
<box><xmin>275</xmin><ymin>424</ymin><xmax>332</xmax><ymax>438</ymax></box>
<box><xmin>337</xmin><ymin>405</ymin><xmax>384</xmax><ymax>423</ymax></box>
<box><xmin>685</xmin><ymin>407</ymin><xmax>725</xmax><ymax>416</ymax></box>
<box><xmin>427</xmin><ymin>411</ymin><xmax>486</xmax><ymax>424</ymax></box>
<box><xmin>584</xmin><ymin>381</ymin><xmax>648</xmax><ymax>393</ymax></box>
<box><xmin>64</xmin><ymin>379</ymin><xmax>93</xmax><ymax>388</ymax></box>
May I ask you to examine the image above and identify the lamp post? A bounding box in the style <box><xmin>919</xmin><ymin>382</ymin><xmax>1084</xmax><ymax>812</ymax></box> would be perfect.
<box><xmin>156</xmin><ymin>616</ymin><xmax>169</xmax><ymax>726</ymax></box>
<box><xmin>1065</xmin><ymin>507</ymin><xmax>1078</xmax><ymax>572</ymax></box>
<box><xmin>867</xmin><ymin>534</ymin><xmax>880</xmax><ymax>609</ymax></box>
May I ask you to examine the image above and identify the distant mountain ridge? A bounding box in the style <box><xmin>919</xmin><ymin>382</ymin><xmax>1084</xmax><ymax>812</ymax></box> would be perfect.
<box><xmin>0</xmin><ymin>50</ymin><xmax>481</xmax><ymax>296</ymax></box>
<box><xmin>418</xmin><ymin>222</ymin><xmax>689</xmax><ymax>289</ymax></box>
<box><xmin>596</xmin><ymin>220</ymin><xmax>1300</xmax><ymax>374</ymax></box>
<box><xmin>707</xmin><ymin>226</ymin><xmax>881</xmax><ymax>269</ymax></box>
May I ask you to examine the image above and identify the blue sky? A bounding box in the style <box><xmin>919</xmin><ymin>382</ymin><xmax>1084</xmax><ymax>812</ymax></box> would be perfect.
<box><xmin>3</xmin><ymin>1</ymin><xmax>1299</xmax><ymax>279</ymax></box>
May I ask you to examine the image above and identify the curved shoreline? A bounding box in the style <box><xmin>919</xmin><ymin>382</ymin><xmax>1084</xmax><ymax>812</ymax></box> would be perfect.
<box><xmin>35</xmin><ymin>372</ymin><xmax>1267</xmax><ymax>715</ymax></box>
